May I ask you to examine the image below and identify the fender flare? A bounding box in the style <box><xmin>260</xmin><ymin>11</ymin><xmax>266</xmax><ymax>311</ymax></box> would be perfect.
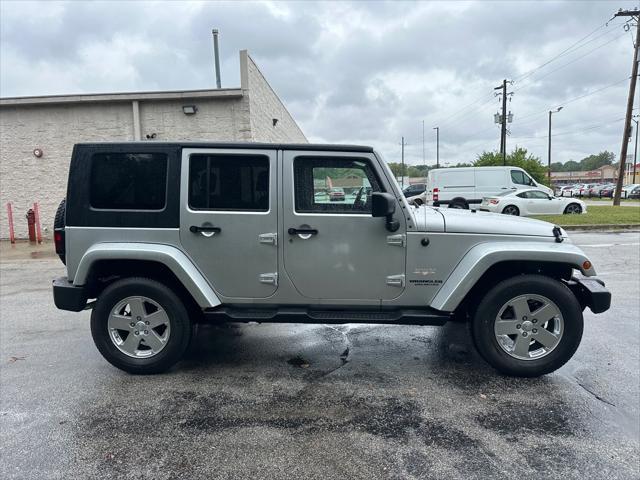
<box><xmin>73</xmin><ymin>243</ymin><xmax>221</xmax><ymax>308</ymax></box>
<box><xmin>430</xmin><ymin>241</ymin><xmax>595</xmax><ymax>312</ymax></box>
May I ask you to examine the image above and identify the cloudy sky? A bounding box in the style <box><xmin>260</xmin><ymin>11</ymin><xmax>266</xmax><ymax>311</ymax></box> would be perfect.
<box><xmin>1</xmin><ymin>0</ymin><xmax>638</xmax><ymax>166</ymax></box>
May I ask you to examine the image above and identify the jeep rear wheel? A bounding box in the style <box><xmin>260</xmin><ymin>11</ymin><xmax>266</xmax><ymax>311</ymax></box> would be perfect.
<box><xmin>471</xmin><ymin>274</ymin><xmax>583</xmax><ymax>377</ymax></box>
<box><xmin>91</xmin><ymin>277</ymin><xmax>192</xmax><ymax>374</ymax></box>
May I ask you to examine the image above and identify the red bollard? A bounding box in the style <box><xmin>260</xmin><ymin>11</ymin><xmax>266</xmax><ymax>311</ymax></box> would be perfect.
<box><xmin>6</xmin><ymin>202</ymin><xmax>15</xmax><ymax>244</ymax></box>
<box><xmin>26</xmin><ymin>209</ymin><xmax>36</xmax><ymax>243</ymax></box>
<box><xmin>33</xmin><ymin>202</ymin><xmax>42</xmax><ymax>244</ymax></box>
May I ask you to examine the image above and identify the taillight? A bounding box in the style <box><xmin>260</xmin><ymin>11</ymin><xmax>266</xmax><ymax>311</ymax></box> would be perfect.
<box><xmin>54</xmin><ymin>228</ymin><xmax>65</xmax><ymax>256</ymax></box>
<box><xmin>489</xmin><ymin>199</ymin><xmax>500</xmax><ymax>205</ymax></box>
<box><xmin>433</xmin><ymin>187</ymin><xmax>439</xmax><ymax>202</ymax></box>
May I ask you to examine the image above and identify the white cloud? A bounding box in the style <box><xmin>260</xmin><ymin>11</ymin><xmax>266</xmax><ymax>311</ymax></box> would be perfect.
<box><xmin>1</xmin><ymin>0</ymin><xmax>638</xmax><ymax>166</ymax></box>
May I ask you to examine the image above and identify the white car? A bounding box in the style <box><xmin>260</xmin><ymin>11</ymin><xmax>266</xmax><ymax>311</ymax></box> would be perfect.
<box><xmin>479</xmin><ymin>189</ymin><xmax>587</xmax><ymax>216</ymax></box>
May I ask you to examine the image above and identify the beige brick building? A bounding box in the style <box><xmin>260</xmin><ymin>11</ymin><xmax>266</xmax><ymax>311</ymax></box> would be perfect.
<box><xmin>0</xmin><ymin>50</ymin><xmax>306</xmax><ymax>239</ymax></box>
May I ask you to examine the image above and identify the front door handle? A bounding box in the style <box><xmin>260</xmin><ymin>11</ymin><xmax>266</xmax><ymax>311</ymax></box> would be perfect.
<box><xmin>288</xmin><ymin>227</ymin><xmax>318</xmax><ymax>235</ymax></box>
<box><xmin>190</xmin><ymin>225</ymin><xmax>221</xmax><ymax>234</ymax></box>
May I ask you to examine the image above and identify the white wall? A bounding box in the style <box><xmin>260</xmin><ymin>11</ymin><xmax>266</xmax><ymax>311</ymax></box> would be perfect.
<box><xmin>242</xmin><ymin>51</ymin><xmax>307</xmax><ymax>144</ymax></box>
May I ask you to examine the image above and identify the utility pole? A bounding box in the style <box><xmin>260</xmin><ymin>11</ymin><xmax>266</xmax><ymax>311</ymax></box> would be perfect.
<box><xmin>633</xmin><ymin>116</ymin><xmax>639</xmax><ymax>184</ymax></box>
<box><xmin>433</xmin><ymin>127</ymin><xmax>440</xmax><ymax>168</ymax></box>
<box><xmin>613</xmin><ymin>8</ymin><xmax>639</xmax><ymax>205</ymax></box>
<box><xmin>401</xmin><ymin>136</ymin><xmax>406</xmax><ymax>188</ymax></box>
<box><xmin>548</xmin><ymin>107</ymin><xmax>563</xmax><ymax>184</ymax></box>
<box><xmin>494</xmin><ymin>79</ymin><xmax>513</xmax><ymax>165</ymax></box>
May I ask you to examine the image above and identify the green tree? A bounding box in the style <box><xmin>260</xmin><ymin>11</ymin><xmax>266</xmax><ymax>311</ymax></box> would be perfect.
<box><xmin>386</xmin><ymin>162</ymin><xmax>405</xmax><ymax>177</ymax></box>
<box><xmin>563</xmin><ymin>160</ymin><xmax>580</xmax><ymax>172</ymax></box>
<box><xmin>406</xmin><ymin>166</ymin><xmax>424</xmax><ymax>177</ymax></box>
<box><xmin>550</xmin><ymin>162</ymin><xmax>565</xmax><ymax>172</ymax></box>
<box><xmin>579</xmin><ymin>151</ymin><xmax>615</xmax><ymax>171</ymax></box>
<box><xmin>474</xmin><ymin>147</ymin><xmax>548</xmax><ymax>185</ymax></box>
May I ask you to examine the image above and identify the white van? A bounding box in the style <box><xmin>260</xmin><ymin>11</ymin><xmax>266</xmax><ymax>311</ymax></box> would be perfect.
<box><xmin>414</xmin><ymin>166</ymin><xmax>553</xmax><ymax>209</ymax></box>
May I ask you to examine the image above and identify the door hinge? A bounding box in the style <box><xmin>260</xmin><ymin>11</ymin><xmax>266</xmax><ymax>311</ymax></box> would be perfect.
<box><xmin>386</xmin><ymin>274</ymin><xmax>405</xmax><ymax>287</ymax></box>
<box><xmin>387</xmin><ymin>234</ymin><xmax>405</xmax><ymax>247</ymax></box>
<box><xmin>258</xmin><ymin>233</ymin><xmax>278</xmax><ymax>246</ymax></box>
<box><xmin>259</xmin><ymin>273</ymin><xmax>278</xmax><ymax>286</ymax></box>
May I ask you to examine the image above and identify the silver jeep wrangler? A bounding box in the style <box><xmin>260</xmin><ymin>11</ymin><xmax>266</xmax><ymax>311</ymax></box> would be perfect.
<box><xmin>52</xmin><ymin>142</ymin><xmax>610</xmax><ymax>376</ymax></box>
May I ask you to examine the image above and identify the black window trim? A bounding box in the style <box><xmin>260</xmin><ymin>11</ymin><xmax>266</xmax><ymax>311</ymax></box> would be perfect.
<box><xmin>292</xmin><ymin>155</ymin><xmax>385</xmax><ymax>216</ymax></box>
<box><xmin>187</xmin><ymin>152</ymin><xmax>271</xmax><ymax>213</ymax></box>
<box><xmin>88</xmin><ymin>152</ymin><xmax>170</xmax><ymax>213</ymax></box>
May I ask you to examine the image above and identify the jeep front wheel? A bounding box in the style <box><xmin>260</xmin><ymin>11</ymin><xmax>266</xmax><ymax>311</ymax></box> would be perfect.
<box><xmin>91</xmin><ymin>277</ymin><xmax>192</xmax><ymax>374</ymax></box>
<box><xmin>471</xmin><ymin>274</ymin><xmax>583</xmax><ymax>377</ymax></box>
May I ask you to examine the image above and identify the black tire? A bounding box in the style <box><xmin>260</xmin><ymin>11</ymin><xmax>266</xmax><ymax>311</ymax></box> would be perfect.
<box><xmin>471</xmin><ymin>275</ymin><xmax>583</xmax><ymax>377</ymax></box>
<box><xmin>53</xmin><ymin>199</ymin><xmax>66</xmax><ymax>264</ymax></box>
<box><xmin>90</xmin><ymin>277</ymin><xmax>192</xmax><ymax>374</ymax></box>
<box><xmin>564</xmin><ymin>203</ymin><xmax>582</xmax><ymax>214</ymax></box>
<box><xmin>502</xmin><ymin>205</ymin><xmax>520</xmax><ymax>216</ymax></box>
<box><xmin>449</xmin><ymin>199</ymin><xmax>468</xmax><ymax>209</ymax></box>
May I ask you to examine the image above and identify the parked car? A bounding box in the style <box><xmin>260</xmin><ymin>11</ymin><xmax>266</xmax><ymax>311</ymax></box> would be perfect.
<box><xmin>597</xmin><ymin>184</ymin><xmax>616</xmax><ymax>198</ymax></box>
<box><xmin>402</xmin><ymin>183</ymin><xmax>426</xmax><ymax>198</ymax></box>
<box><xmin>479</xmin><ymin>189</ymin><xmax>586</xmax><ymax>216</ymax></box>
<box><xmin>52</xmin><ymin>142</ymin><xmax>610</xmax><ymax>377</ymax></box>
<box><xmin>572</xmin><ymin>183</ymin><xmax>598</xmax><ymax>197</ymax></box>
<box><xmin>628</xmin><ymin>185</ymin><xmax>640</xmax><ymax>199</ymax></box>
<box><xmin>622</xmin><ymin>184</ymin><xmax>640</xmax><ymax>198</ymax></box>
<box><xmin>558</xmin><ymin>185</ymin><xmax>575</xmax><ymax>197</ymax></box>
<box><xmin>408</xmin><ymin>167</ymin><xmax>553</xmax><ymax>209</ymax></box>
<box><xmin>328</xmin><ymin>187</ymin><xmax>345</xmax><ymax>201</ymax></box>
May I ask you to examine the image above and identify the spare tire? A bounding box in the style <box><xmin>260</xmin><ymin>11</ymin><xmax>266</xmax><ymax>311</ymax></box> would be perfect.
<box><xmin>54</xmin><ymin>199</ymin><xmax>66</xmax><ymax>265</ymax></box>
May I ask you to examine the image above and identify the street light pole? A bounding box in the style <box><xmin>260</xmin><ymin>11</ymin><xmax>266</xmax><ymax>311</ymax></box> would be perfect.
<box><xmin>548</xmin><ymin>107</ymin><xmax>563</xmax><ymax>185</ymax></box>
<box><xmin>433</xmin><ymin>127</ymin><xmax>440</xmax><ymax>168</ymax></box>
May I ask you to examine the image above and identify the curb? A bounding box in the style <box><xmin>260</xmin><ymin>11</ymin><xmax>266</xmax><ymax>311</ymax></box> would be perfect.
<box><xmin>561</xmin><ymin>224</ymin><xmax>640</xmax><ymax>231</ymax></box>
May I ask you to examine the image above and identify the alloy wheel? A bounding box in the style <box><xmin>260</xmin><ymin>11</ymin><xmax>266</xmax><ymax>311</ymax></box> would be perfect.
<box><xmin>493</xmin><ymin>294</ymin><xmax>564</xmax><ymax>361</ymax></box>
<box><xmin>107</xmin><ymin>296</ymin><xmax>171</xmax><ymax>358</ymax></box>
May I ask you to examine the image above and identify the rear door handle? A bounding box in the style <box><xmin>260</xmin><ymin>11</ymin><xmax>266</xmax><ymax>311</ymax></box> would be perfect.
<box><xmin>190</xmin><ymin>225</ymin><xmax>221</xmax><ymax>234</ymax></box>
<box><xmin>288</xmin><ymin>227</ymin><xmax>318</xmax><ymax>235</ymax></box>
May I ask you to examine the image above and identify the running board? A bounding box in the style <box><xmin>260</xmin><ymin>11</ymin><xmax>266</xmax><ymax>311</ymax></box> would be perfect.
<box><xmin>203</xmin><ymin>307</ymin><xmax>451</xmax><ymax>326</ymax></box>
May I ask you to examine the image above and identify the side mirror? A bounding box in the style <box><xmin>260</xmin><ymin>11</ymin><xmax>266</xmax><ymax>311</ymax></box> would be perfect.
<box><xmin>371</xmin><ymin>192</ymin><xmax>400</xmax><ymax>232</ymax></box>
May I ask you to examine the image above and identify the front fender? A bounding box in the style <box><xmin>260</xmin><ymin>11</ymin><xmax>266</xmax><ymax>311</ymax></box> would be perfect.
<box><xmin>430</xmin><ymin>241</ymin><xmax>595</xmax><ymax>312</ymax></box>
<box><xmin>73</xmin><ymin>243</ymin><xmax>221</xmax><ymax>308</ymax></box>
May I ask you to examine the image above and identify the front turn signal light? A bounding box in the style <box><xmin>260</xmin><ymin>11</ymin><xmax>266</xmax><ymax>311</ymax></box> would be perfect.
<box><xmin>582</xmin><ymin>260</ymin><xmax>592</xmax><ymax>270</ymax></box>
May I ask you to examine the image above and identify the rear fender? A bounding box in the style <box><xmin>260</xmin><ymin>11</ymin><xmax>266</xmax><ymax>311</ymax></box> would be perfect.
<box><xmin>73</xmin><ymin>243</ymin><xmax>221</xmax><ymax>308</ymax></box>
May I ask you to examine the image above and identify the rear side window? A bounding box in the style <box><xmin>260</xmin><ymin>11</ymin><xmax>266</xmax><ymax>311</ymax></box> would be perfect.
<box><xmin>189</xmin><ymin>154</ymin><xmax>269</xmax><ymax>211</ymax></box>
<box><xmin>90</xmin><ymin>153</ymin><xmax>168</xmax><ymax>210</ymax></box>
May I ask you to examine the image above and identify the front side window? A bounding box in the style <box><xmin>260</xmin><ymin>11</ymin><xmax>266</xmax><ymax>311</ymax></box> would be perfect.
<box><xmin>189</xmin><ymin>154</ymin><xmax>269</xmax><ymax>211</ymax></box>
<box><xmin>511</xmin><ymin>170</ymin><xmax>535</xmax><ymax>186</ymax></box>
<box><xmin>294</xmin><ymin>157</ymin><xmax>382</xmax><ymax>213</ymax></box>
<box><xmin>90</xmin><ymin>153</ymin><xmax>168</xmax><ymax>210</ymax></box>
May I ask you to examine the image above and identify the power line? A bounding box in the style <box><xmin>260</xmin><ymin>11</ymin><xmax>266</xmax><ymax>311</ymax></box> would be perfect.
<box><xmin>513</xmin><ymin>31</ymin><xmax>627</xmax><ymax>93</ymax></box>
<box><xmin>513</xmin><ymin>20</ymin><xmax>618</xmax><ymax>83</ymax></box>
<box><xmin>513</xmin><ymin>76</ymin><xmax>630</xmax><ymax>125</ymax></box>
<box><xmin>511</xmin><ymin>116</ymin><xmax>625</xmax><ymax>140</ymax></box>
<box><xmin>435</xmin><ymin>91</ymin><xmax>496</xmax><ymax>128</ymax></box>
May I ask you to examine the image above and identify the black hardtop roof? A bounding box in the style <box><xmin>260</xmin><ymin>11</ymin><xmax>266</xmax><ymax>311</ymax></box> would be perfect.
<box><xmin>74</xmin><ymin>141</ymin><xmax>374</xmax><ymax>153</ymax></box>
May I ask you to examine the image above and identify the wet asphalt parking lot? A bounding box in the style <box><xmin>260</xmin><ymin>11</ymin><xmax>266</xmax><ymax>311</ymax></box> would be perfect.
<box><xmin>1</xmin><ymin>231</ymin><xmax>639</xmax><ymax>480</ymax></box>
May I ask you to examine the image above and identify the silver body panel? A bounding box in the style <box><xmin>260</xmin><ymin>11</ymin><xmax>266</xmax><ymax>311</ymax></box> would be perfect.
<box><xmin>73</xmin><ymin>242</ymin><xmax>221</xmax><ymax>308</ymax></box>
<box><xmin>64</xmin><ymin>146</ymin><xmax>596</xmax><ymax>313</ymax></box>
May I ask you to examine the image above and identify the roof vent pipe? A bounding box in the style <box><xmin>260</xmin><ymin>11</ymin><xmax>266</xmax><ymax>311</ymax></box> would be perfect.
<box><xmin>212</xmin><ymin>29</ymin><xmax>222</xmax><ymax>89</ymax></box>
